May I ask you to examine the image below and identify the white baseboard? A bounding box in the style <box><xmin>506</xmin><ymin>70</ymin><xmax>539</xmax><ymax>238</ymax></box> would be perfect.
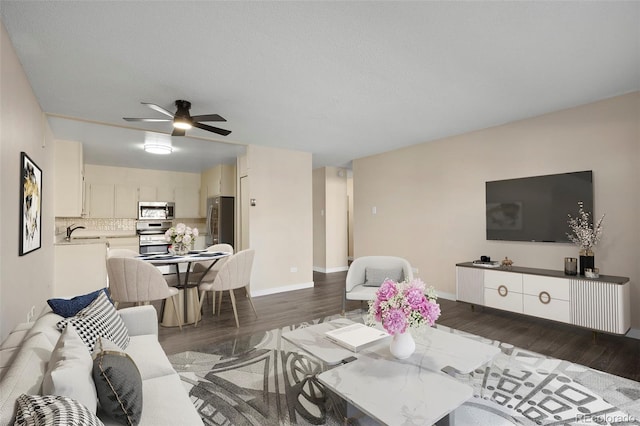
<box><xmin>436</xmin><ymin>291</ymin><xmax>456</xmax><ymax>301</ymax></box>
<box><xmin>251</xmin><ymin>281</ymin><xmax>314</xmax><ymax>297</ymax></box>
<box><xmin>625</xmin><ymin>328</ymin><xmax>640</xmax><ymax>340</ymax></box>
<box><xmin>313</xmin><ymin>266</ymin><xmax>349</xmax><ymax>273</ymax></box>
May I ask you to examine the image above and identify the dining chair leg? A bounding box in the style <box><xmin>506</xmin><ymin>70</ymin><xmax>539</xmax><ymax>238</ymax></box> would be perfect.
<box><xmin>228</xmin><ymin>289</ymin><xmax>240</xmax><ymax>328</ymax></box>
<box><xmin>211</xmin><ymin>291</ymin><xmax>216</xmax><ymax>315</ymax></box>
<box><xmin>170</xmin><ymin>295</ymin><xmax>183</xmax><ymax>331</ymax></box>
<box><xmin>192</xmin><ymin>288</ymin><xmax>201</xmax><ymax>327</ymax></box>
<box><xmin>217</xmin><ymin>291</ymin><xmax>223</xmax><ymax>317</ymax></box>
<box><xmin>245</xmin><ymin>285</ymin><xmax>258</xmax><ymax>318</ymax></box>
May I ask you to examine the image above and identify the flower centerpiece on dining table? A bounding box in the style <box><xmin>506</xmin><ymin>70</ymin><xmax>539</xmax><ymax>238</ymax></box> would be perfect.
<box><xmin>164</xmin><ymin>223</ymin><xmax>199</xmax><ymax>256</ymax></box>
<box><xmin>367</xmin><ymin>278</ymin><xmax>441</xmax><ymax>359</ymax></box>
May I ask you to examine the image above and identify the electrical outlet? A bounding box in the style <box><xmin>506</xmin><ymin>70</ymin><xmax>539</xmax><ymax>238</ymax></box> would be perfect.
<box><xmin>290</xmin><ymin>267</ymin><xmax>298</xmax><ymax>273</ymax></box>
<box><xmin>26</xmin><ymin>305</ymin><xmax>36</xmax><ymax>323</ymax></box>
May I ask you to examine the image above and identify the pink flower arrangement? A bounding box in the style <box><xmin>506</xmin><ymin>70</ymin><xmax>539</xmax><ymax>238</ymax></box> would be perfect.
<box><xmin>367</xmin><ymin>278</ymin><xmax>441</xmax><ymax>335</ymax></box>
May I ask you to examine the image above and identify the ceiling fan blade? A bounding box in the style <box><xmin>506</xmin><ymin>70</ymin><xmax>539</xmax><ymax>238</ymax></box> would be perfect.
<box><xmin>193</xmin><ymin>122</ymin><xmax>232</xmax><ymax>136</ymax></box>
<box><xmin>123</xmin><ymin>118</ymin><xmax>172</xmax><ymax>122</ymax></box>
<box><xmin>191</xmin><ymin>114</ymin><xmax>226</xmax><ymax>122</ymax></box>
<box><xmin>141</xmin><ymin>102</ymin><xmax>175</xmax><ymax>118</ymax></box>
<box><xmin>171</xmin><ymin>128</ymin><xmax>186</xmax><ymax>137</ymax></box>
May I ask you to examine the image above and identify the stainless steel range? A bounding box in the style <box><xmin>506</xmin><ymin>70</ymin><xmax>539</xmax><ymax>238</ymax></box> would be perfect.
<box><xmin>136</xmin><ymin>220</ymin><xmax>172</xmax><ymax>255</ymax></box>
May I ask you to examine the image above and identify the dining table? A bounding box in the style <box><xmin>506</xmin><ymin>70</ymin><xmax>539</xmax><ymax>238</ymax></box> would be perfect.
<box><xmin>139</xmin><ymin>250</ymin><xmax>231</xmax><ymax>326</ymax></box>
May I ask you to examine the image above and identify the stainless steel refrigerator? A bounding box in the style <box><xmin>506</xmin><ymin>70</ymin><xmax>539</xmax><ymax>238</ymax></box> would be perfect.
<box><xmin>206</xmin><ymin>196</ymin><xmax>235</xmax><ymax>246</ymax></box>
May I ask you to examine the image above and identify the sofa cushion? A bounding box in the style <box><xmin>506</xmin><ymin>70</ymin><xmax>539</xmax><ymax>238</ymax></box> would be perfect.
<box><xmin>57</xmin><ymin>292</ymin><xmax>130</xmax><ymax>352</ymax></box>
<box><xmin>14</xmin><ymin>394</ymin><xmax>104</xmax><ymax>426</ymax></box>
<box><xmin>0</xmin><ymin>333</ymin><xmax>56</xmax><ymax>425</ymax></box>
<box><xmin>363</xmin><ymin>267</ymin><xmax>404</xmax><ymax>287</ymax></box>
<box><xmin>101</xmin><ymin>374</ymin><xmax>203</xmax><ymax>426</ymax></box>
<box><xmin>42</xmin><ymin>325</ymin><xmax>97</xmax><ymax>413</ymax></box>
<box><xmin>48</xmin><ymin>288</ymin><xmax>111</xmax><ymax>318</ymax></box>
<box><xmin>92</xmin><ymin>338</ymin><xmax>143</xmax><ymax>426</ymax></box>
<box><xmin>124</xmin><ymin>335</ymin><xmax>176</xmax><ymax>380</ymax></box>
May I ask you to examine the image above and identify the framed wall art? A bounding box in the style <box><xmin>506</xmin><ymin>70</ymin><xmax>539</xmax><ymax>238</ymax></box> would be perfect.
<box><xmin>19</xmin><ymin>152</ymin><xmax>42</xmax><ymax>255</ymax></box>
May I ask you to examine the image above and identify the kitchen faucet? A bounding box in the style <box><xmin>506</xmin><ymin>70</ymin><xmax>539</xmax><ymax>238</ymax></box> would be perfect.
<box><xmin>65</xmin><ymin>224</ymin><xmax>86</xmax><ymax>241</ymax></box>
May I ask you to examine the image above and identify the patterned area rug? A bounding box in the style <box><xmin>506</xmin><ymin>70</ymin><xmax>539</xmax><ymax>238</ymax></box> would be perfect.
<box><xmin>168</xmin><ymin>311</ymin><xmax>640</xmax><ymax>425</ymax></box>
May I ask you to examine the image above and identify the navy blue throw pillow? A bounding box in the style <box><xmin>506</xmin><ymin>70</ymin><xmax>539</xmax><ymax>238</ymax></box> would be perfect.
<box><xmin>47</xmin><ymin>288</ymin><xmax>111</xmax><ymax>318</ymax></box>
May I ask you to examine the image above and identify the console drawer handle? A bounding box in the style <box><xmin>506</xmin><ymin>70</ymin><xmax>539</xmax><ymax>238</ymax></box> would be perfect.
<box><xmin>539</xmin><ymin>291</ymin><xmax>551</xmax><ymax>305</ymax></box>
<box><xmin>498</xmin><ymin>285</ymin><xmax>508</xmax><ymax>297</ymax></box>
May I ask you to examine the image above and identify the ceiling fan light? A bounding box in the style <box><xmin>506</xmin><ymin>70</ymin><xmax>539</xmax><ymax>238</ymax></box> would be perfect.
<box><xmin>144</xmin><ymin>143</ymin><xmax>173</xmax><ymax>154</ymax></box>
<box><xmin>173</xmin><ymin>117</ymin><xmax>192</xmax><ymax>130</ymax></box>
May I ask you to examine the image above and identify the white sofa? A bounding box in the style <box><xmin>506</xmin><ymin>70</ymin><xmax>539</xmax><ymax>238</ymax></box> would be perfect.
<box><xmin>0</xmin><ymin>305</ymin><xmax>203</xmax><ymax>425</ymax></box>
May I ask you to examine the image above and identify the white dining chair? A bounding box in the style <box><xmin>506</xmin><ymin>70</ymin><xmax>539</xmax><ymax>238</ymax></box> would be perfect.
<box><xmin>106</xmin><ymin>257</ymin><xmax>183</xmax><ymax>330</ymax></box>
<box><xmin>197</xmin><ymin>249</ymin><xmax>257</xmax><ymax>328</ymax></box>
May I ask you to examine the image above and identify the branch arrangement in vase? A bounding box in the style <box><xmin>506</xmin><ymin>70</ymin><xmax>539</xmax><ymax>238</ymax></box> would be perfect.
<box><xmin>566</xmin><ymin>201</ymin><xmax>605</xmax><ymax>254</ymax></box>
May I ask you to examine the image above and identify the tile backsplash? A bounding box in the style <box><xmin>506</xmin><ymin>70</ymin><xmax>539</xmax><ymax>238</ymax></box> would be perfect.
<box><xmin>55</xmin><ymin>218</ymin><xmax>206</xmax><ymax>236</ymax></box>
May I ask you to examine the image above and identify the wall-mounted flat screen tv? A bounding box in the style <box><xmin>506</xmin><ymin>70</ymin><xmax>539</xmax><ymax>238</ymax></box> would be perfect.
<box><xmin>486</xmin><ymin>171</ymin><xmax>593</xmax><ymax>242</ymax></box>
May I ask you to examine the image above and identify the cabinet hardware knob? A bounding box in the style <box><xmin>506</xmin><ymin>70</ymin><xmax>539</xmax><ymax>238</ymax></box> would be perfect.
<box><xmin>539</xmin><ymin>291</ymin><xmax>551</xmax><ymax>304</ymax></box>
<box><xmin>498</xmin><ymin>285</ymin><xmax>508</xmax><ymax>297</ymax></box>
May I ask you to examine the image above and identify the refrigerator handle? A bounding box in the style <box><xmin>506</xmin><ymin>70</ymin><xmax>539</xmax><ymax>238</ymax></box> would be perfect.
<box><xmin>206</xmin><ymin>203</ymin><xmax>213</xmax><ymax>236</ymax></box>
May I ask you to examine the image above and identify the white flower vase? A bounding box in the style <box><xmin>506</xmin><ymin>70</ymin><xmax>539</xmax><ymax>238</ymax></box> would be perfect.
<box><xmin>389</xmin><ymin>330</ymin><xmax>416</xmax><ymax>359</ymax></box>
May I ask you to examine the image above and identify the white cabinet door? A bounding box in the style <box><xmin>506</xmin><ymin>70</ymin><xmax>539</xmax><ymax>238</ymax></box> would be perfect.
<box><xmin>484</xmin><ymin>287</ymin><xmax>523</xmax><ymax>313</ymax></box>
<box><xmin>54</xmin><ymin>243</ymin><xmax>108</xmax><ymax>297</ymax></box>
<box><xmin>86</xmin><ymin>183</ymin><xmax>114</xmax><ymax>218</ymax></box>
<box><xmin>174</xmin><ymin>186</ymin><xmax>200</xmax><ymax>218</ymax></box>
<box><xmin>54</xmin><ymin>140</ymin><xmax>84</xmax><ymax>217</ymax></box>
<box><xmin>523</xmin><ymin>295</ymin><xmax>570</xmax><ymax>323</ymax></box>
<box><xmin>156</xmin><ymin>185</ymin><xmax>175</xmax><ymax>202</ymax></box>
<box><xmin>114</xmin><ymin>185</ymin><xmax>138</xmax><ymax>218</ymax></box>
<box><xmin>138</xmin><ymin>186</ymin><xmax>156</xmax><ymax>202</ymax></box>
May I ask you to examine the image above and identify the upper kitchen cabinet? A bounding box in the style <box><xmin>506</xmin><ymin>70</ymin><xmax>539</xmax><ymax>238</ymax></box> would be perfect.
<box><xmin>114</xmin><ymin>185</ymin><xmax>138</xmax><ymax>218</ymax></box>
<box><xmin>174</xmin><ymin>186</ymin><xmax>200</xmax><ymax>218</ymax></box>
<box><xmin>54</xmin><ymin>140</ymin><xmax>84</xmax><ymax>217</ymax></box>
<box><xmin>156</xmin><ymin>185</ymin><xmax>175</xmax><ymax>202</ymax></box>
<box><xmin>85</xmin><ymin>183</ymin><xmax>115</xmax><ymax>218</ymax></box>
<box><xmin>200</xmin><ymin>164</ymin><xmax>236</xmax><ymax>217</ymax></box>
<box><xmin>138</xmin><ymin>186</ymin><xmax>157</xmax><ymax>202</ymax></box>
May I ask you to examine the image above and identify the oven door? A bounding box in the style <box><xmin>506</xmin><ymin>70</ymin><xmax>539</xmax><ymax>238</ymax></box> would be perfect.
<box><xmin>139</xmin><ymin>244</ymin><xmax>169</xmax><ymax>255</ymax></box>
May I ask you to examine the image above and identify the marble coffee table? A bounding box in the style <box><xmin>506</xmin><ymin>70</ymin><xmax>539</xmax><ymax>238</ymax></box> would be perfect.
<box><xmin>284</xmin><ymin>319</ymin><xmax>501</xmax><ymax>425</ymax></box>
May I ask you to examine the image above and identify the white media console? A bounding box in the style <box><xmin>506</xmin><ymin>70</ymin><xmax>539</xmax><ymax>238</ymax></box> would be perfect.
<box><xmin>456</xmin><ymin>262</ymin><xmax>631</xmax><ymax>335</ymax></box>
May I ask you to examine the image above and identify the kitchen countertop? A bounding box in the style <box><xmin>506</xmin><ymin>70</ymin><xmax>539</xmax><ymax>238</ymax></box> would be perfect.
<box><xmin>54</xmin><ymin>230</ymin><xmax>138</xmax><ymax>246</ymax></box>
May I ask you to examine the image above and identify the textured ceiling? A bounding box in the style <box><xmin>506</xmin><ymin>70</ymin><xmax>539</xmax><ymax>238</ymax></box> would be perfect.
<box><xmin>1</xmin><ymin>1</ymin><xmax>638</xmax><ymax>172</ymax></box>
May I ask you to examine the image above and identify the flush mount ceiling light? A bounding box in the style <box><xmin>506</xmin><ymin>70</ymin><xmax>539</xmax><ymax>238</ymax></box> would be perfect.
<box><xmin>143</xmin><ymin>132</ymin><xmax>173</xmax><ymax>155</ymax></box>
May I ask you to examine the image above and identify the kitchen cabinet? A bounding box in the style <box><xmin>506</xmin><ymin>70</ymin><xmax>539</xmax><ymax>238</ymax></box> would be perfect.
<box><xmin>107</xmin><ymin>236</ymin><xmax>139</xmax><ymax>253</ymax></box>
<box><xmin>200</xmin><ymin>164</ymin><xmax>236</xmax><ymax>217</ymax></box>
<box><xmin>114</xmin><ymin>185</ymin><xmax>138</xmax><ymax>218</ymax></box>
<box><xmin>156</xmin><ymin>186</ymin><xmax>175</xmax><ymax>202</ymax></box>
<box><xmin>85</xmin><ymin>183</ymin><xmax>114</xmax><ymax>218</ymax></box>
<box><xmin>456</xmin><ymin>262</ymin><xmax>631</xmax><ymax>335</ymax></box>
<box><xmin>54</xmin><ymin>243</ymin><xmax>108</xmax><ymax>297</ymax></box>
<box><xmin>138</xmin><ymin>186</ymin><xmax>156</xmax><ymax>202</ymax></box>
<box><xmin>54</xmin><ymin>140</ymin><xmax>84</xmax><ymax>217</ymax></box>
<box><xmin>174</xmin><ymin>186</ymin><xmax>200</xmax><ymax>218</ymax></box>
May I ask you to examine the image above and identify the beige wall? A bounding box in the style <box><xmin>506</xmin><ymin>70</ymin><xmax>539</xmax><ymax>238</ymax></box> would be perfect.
<box><xmin>246</xmin><ymin>145</ymin><xmax>313</xmax><ymax>295</ymax></box>
<box><xmin>313</xmin><ymin>167</ymin><xmax>349</xmax><ymax>272</ymax></box>
<box><xmin>313</xmin><ymin>168</ymin><xmax>326</xmax><ymax>268</ymax></box>
<box><xmin>324</xmin><ymin>167</ymin><xmax>348</xmax><ymax>271</ymax></box>
<box><xmin>1</xmin><ymin>21</ymin><xmax>55</xmax><ymax>341</ymax></box>
<box><xmin>353</xmin><ymin>92</ymin><xmax>640</xmax><ymax>328</ymax></box>
<box><xmin>347</xmin><ymin>175</ymin><xmax>354</xmax><ymax>259</ymax></box>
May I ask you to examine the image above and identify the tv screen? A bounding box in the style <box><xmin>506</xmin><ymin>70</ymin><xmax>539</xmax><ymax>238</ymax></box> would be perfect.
<box><xmin>486</xmin><ymin>171</ymin><xmax>593</xmax><ymax>242</ymax></box>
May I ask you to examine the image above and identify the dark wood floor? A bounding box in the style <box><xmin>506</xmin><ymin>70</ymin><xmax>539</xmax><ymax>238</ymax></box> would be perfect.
<box><xmin>158</xmin><ymin>271</ymin><xmax>640</xmax><ymax>382</ymax></box>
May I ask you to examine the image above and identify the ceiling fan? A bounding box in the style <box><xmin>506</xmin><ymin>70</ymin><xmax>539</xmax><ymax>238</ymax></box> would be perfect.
<box><xmin>123</xmin><ymin>100</ymin><xmax>231</xmax><ymax>136</ymax></box>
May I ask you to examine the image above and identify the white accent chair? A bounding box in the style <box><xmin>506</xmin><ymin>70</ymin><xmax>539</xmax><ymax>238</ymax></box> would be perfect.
<box><xmin>198</xmin><ymin>249</ymin><xmax>258</xmax><ymax>328</ymax></box>
<box><xmin>343</xmin><ymin>256</ymin><xmax>414</xmax><ymax>314</ymax></box>
<box><xmin>106</xmin><ymin>257</ymin><xmax>183</xmax><ymax>330</ymax></box>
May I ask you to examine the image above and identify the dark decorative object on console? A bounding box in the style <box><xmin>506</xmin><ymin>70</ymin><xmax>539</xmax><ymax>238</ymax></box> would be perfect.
<box><xmin>579</xmin><ymin>251</ymin><xmax>595</xmax><ymax>276</ymax></box>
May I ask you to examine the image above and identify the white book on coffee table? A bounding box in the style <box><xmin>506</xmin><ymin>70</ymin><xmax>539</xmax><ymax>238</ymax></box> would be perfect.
<box><xmin>324</xmin><ymin>323</ymin><xmax>390</xmax><ymax>352</ymax></box>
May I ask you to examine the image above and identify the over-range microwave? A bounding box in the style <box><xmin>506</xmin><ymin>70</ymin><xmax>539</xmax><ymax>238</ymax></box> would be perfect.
<box><xmin>138</xmin><ymin>201</ymin><xmax>175</xmax><ymax>220</ymax></box>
